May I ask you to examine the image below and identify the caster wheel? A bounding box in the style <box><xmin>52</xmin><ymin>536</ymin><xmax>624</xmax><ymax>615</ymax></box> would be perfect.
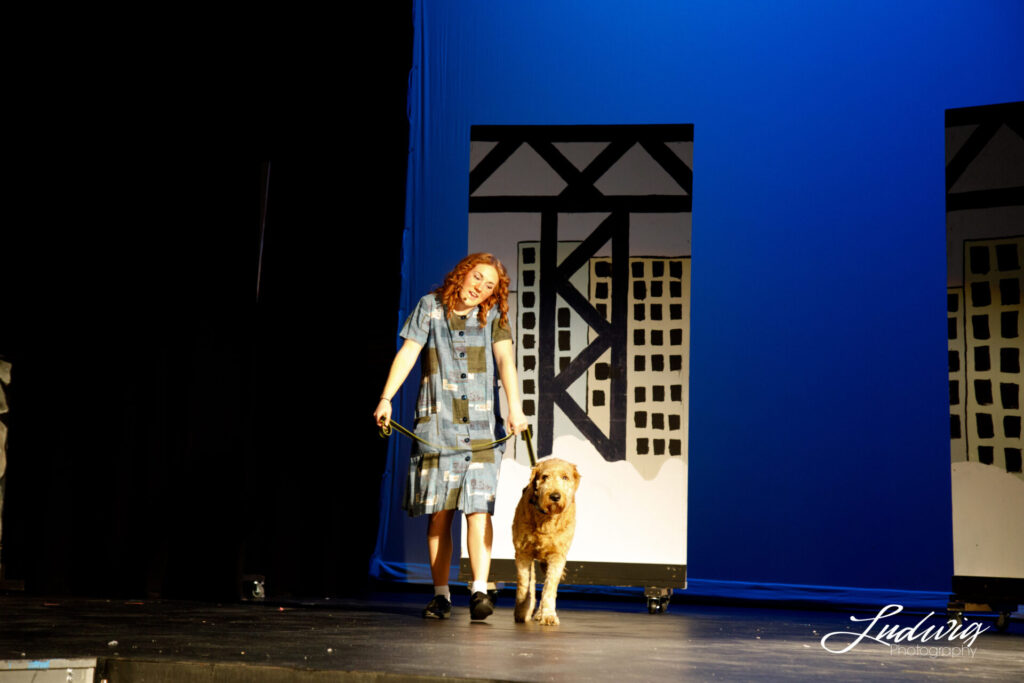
<box><xmin>647</xmin><ymin>597</ymin><xmax>669</xmax><ymax>614</ymax></box>
<box><xmin>996</xmin><ymin>613</ymin><xmax>1010</xmax><ymax>632</ymax></box>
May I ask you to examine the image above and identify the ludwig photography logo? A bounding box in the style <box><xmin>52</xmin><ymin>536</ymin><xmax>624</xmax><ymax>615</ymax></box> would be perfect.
<box><xmin>820</xmin><ymin>604</ymin><xmax>990</xmax><ymax>658</ymax></box>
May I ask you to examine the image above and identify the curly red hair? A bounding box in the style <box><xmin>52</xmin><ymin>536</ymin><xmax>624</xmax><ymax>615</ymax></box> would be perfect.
<box><xmin>435</xmin><ymin>253</ymin><xmax>511</xmax><ymax>329</ymax></box>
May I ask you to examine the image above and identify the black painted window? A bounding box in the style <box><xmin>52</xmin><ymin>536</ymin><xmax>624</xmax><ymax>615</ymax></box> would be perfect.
<box><xmin>1001</xmin><ymin>348</ymin><xmax>1020</xmax><ymax>373</ymax></box>
<box><xmin>972</xmin><ymin>315</ymin><xmax>990</xmax><ymax>340</ymax></box>
<box><xmin>1000</xmin><ymin>278</ymin><xmax>1021</xmax><ymax>305</ymax></box>
<box><xmin>974</xmin><ymin>379</ymin><xmax>993</xmax><ymax>405</ymax></box>
<box><xmin>1000</xmin><ymin>383</ymin><xmax>1020</xmax><ymax>410</ymax></box>
<box><xmin>970</xmin><ymin>245</ymin><xmax>990</xmax><ymax>274</ymax></box>
<box><xmin>971</xmin><ymin>282</ymin><xmax>991</xmax><ymax>307</ymax></box>
<box><xmin>996</xmin><ymin>243</ymin><xmax>1020</xmax><ymax>270</ymax></box>
<box><xmin>1001</xmin><ymin>311</ymin><xmax>1018</xmax><ymax>338</ymax></box>
<box><xmin>974</xmin><ymin>346</ymin><xmax>990</xmax><ymax>371</ymax></box>
<box><xmin>977</xmin><ymin>413</ymin><xmax>995</xmax><ymax>438</ymax></box>
<box><xmin>1006</xmin><ymin>448</ymin><xmax>1023</xmax><ymax>473</ymax></box>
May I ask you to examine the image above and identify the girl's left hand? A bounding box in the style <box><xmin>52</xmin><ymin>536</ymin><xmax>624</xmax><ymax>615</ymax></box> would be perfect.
<box><xmin>508</xmin><ymin>407</ymin><xmax>529</xmax><ymax>436</ymax></box>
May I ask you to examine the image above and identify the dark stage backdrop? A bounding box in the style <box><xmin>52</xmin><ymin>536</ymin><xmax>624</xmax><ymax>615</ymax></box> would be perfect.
<box><xmin>1</xmin><ymin>2</ymin><xmax>413</xmax><ymax>597</ymax></box>
<box><xmin>0</xmin><ymin>160</ymin><xmax>405</xmax><ymax>599</ymax></box>
<box><xmin>371</xmin><ymin>0</ymin><xmax>1024</xmax><ymax>603</ymax></box>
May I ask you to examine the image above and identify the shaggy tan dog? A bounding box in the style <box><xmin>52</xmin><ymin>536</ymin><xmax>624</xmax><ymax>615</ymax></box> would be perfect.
<box><xmin>512</xmin><ymin>458</ymin><xmax>580</xmax><ymax>625</ymax></box>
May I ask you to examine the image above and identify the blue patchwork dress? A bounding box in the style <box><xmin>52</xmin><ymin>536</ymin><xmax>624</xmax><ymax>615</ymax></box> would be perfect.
<box><xmin>399</xmin><ymin>294</ymin><xmax>512</xmax><ymax>516</ymax></box>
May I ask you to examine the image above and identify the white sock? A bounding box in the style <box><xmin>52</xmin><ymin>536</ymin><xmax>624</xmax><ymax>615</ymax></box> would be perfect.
<box><xmin>434</xmin><ymin>585</ymin><xmax>450</xmax><ymax>601</ymax></box>
<box><xmin>470</xmin><ymin>580</ymin><xmax>489</xmax><ymax>595</ymax></box>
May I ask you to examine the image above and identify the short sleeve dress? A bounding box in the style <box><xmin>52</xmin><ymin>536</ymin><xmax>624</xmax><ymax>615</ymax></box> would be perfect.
<box><xmin>399</xmin><ymin>294</ymin><xmax>513</xmax><ymax>517</ymax></box>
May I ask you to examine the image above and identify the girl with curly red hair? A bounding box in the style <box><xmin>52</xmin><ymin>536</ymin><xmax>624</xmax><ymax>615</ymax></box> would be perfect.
<box><xmin>374</xmin><ymin>253</ymin><xmax>527</xmax><ymax>621</ymax></box>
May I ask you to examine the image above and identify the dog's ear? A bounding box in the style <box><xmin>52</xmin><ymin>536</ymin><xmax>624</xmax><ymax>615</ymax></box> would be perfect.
<box><xmin>572</xmin><ymin>464</ymin><xmax>581</xmax><ymax>486</ymax></box>
<box><xmin>529</xmin><ymin>465</ymin><xmax>541</xmax><ymax>490</ymax></box>
<box><xmin>526</xmin><ymin>466</ymin><xmax>541</xmax><ymax>503</ymax></box>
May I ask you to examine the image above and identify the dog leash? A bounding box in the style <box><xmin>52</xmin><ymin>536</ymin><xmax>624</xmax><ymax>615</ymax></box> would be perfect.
<box><xmin>379</xmin><ymin>419</ymin><xmax>537</xmax><ymax>466</ymax></box>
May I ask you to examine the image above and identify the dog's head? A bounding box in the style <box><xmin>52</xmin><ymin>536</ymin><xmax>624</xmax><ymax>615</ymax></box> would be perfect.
<box><xmin>525</xmin><ymin>458</ymin><xmax>580</xmax><ymax>515</ymax></box>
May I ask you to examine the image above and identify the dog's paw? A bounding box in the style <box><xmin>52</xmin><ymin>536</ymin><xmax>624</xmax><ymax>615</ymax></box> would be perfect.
<box><xmin>534</xmin><ymin>609</ymin><xmax>559</xmax><ymax>626</ymax></box>
<box><xmin>513</xmin><ymin>604</ymin><xmax>533</xmax><ymax>623</ymax></box>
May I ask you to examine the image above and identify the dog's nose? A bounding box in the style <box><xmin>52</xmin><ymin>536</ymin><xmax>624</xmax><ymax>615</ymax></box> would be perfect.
<box><xmin>549</xmin><ymin>492</ymin><xmax>561</xmax><ymax>502</ymax></box>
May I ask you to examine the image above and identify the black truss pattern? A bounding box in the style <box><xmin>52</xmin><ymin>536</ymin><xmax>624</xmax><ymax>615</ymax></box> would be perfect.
<box><xmin>470</xmin><ymin>195</ymin><xmax>692</xmax><ymax>213</ymax></box>
<box><xmin>469</xmin><ymin>140</ymin><xmax>524</xmax><ymax>195</ymax></box>
<box><xmin>946</xmin><ymin>101</ymin><xmax>1024</xmax><ymax>211</ymax></box>
<box><xmin>539</xmin><ymin>211</ymin><xmax>629</xmax><ymax>461</ymax></box>
<box><xmin>470</xmin><ymin>124</ymin><xmax>693</xmax><ymax>463</ymax></box>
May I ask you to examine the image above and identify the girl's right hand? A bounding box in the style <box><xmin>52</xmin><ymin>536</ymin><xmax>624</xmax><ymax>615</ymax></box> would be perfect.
<box><xmin>374</xmin><ymin>398</ymin><xmax>392</xmax><ymax>428</ymax></box>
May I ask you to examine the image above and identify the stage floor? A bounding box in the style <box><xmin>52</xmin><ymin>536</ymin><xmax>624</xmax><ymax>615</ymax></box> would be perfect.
<box><xmin>1</xmin><ymin>590</ymin><xmax>1022</xmax><ymax>681</ymax></box>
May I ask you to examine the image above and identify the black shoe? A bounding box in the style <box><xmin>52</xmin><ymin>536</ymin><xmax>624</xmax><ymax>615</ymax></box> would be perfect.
<box><xmin>422</xmin><ymin>595</ymin><xmax>452</xmax><ymax>619</ymax></box>
<box><xmin>469</xmin><ymin>591</ymin><xmax>494</xmax><ymax>620</ymax></box>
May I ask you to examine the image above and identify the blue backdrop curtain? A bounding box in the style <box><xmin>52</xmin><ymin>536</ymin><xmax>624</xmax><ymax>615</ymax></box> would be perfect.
<box><xmin>370</xmin><ymin>0</ymin><xmax>1024</xmax><ymax>607</ymax></box>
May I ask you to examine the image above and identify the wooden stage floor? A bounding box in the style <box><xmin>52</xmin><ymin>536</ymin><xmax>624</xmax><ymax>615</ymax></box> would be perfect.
<box><xmin>1</xmin><ymin>590</ymin><xmax>1021</xmax><ymax>681</ymax></box>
